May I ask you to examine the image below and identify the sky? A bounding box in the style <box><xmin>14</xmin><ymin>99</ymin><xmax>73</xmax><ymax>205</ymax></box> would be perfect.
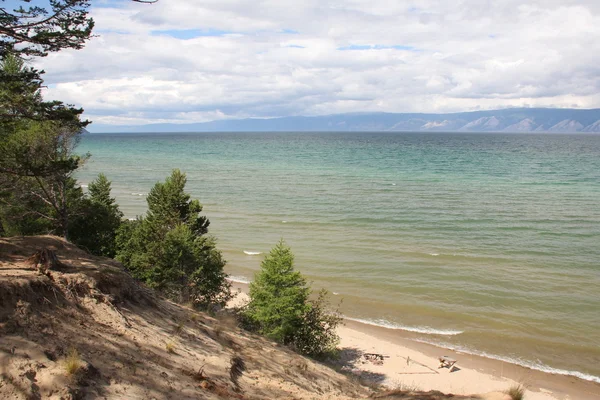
<box><xmin>29</xmin><ymin>0</ymin><xmax>600</xmax><ymax>126</ymax></box>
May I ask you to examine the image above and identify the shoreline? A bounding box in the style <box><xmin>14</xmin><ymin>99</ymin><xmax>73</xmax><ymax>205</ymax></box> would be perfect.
<box><xmin>228</xmin><ymin>280</ymin><xmax>600</xmax><ymax>399</ymax></box>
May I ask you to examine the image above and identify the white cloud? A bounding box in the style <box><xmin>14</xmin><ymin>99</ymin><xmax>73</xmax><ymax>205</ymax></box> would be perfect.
<box><xmin>34</xmin><ymin>0</ymin><xmax>600</xmax><ymax>126</ymax></box>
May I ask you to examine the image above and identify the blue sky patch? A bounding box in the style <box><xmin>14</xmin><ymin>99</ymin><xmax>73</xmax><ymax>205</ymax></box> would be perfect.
<box><xmin>92</xmin><ymin>0</ymin><xmax>132</xmax><ymax>9</ymax></box>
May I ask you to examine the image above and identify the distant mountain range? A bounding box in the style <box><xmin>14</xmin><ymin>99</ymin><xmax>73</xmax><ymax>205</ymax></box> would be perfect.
<box><xmin>89</xmin><ymin>108</ymin><xmax>600</xmax><ymax>133</ymax></box>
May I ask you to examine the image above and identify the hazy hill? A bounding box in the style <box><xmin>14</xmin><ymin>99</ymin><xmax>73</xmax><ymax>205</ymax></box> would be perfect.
<box><xmin>89</xmin><ymin>108</ymin><xmax>600</xmax><ymax>133</ymax></box>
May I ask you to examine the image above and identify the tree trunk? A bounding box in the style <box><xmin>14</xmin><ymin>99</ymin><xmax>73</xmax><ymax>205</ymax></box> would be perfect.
<box><xmin>59</xmin><ymin>177</ymin><xmax>69</xmax><ymax>240</ymax></box>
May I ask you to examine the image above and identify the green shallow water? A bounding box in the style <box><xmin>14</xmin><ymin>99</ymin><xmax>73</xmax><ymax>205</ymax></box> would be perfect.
<box><xmin>76</xmin><ymin>132</ymin><xmax>600</xmax><ymax>382</ymax></box>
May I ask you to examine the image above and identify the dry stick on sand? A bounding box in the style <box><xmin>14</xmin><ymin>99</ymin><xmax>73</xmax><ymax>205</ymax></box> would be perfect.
<box><xmin>399</xmin><ymin>356</ymin><xmax>439</xmax><ymax>374</ymax></box>
<box><xmin>229</xmin><ymin>355</ymin><xmax>245</xmax><ymax>389</ymax></box>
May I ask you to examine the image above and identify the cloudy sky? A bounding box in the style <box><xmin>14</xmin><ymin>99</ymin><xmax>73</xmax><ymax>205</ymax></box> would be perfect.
<box><xmin>35</xmin><ymin>0</ymin><xmax>600</xmax><ymax>126</ymax></box>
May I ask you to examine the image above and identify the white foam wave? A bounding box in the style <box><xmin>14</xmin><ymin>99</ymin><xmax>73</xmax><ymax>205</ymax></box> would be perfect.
<box><xmin>332</xmin><ymin>292</ymin><xmax>340</xmax><ymax>295</ymax></box>
<box><xmin>127</xmin><ymin>218</ymin><xmax>136</xmax><ymax>221</ymax></box>
<box><xmin>414</xmin><ymin>338</ymin><xmax>600</xmax><ymax>384</ymax></box>
<box><xmin>243</xmin><ymin>250</ymin><xmax>262</xmax><ymax>255</ymax></box>
<box><xmin>430</xmin><ymin>253</ymin><xmax>439</xmax><ymax>256</ymax></box>
<box><xmin>346</xmin><ymin>317</ymin><xmax>463</xmax><ymax>336</ymax></box>
<box><xmin>228</xmin><ymin>275</ymin><xmax>251</xmax><ymax>284</ymax></box>
<box><xmin>131</xmin><ymin>192</ymin><xmax>145</xmax><ymax>196</ymax></box>
<box><xmin>282</xmin><ymin>220</ymin><xmax>287</xmax><ymax>223</ymax></box>
<box><xmin>80</xmin><ymin>184</ymin><xmax>88</xmax><ymax>188</ymax></box>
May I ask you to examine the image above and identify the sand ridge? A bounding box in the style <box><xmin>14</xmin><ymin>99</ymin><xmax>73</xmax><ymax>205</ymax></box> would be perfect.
<box><xmin>0</xmin><ymin>236</ymin><xmax>367</xmax><ymax>399</ymax></box>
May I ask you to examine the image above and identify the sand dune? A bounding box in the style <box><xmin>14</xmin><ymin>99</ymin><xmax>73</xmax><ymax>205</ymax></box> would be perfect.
<box><xmin>0</xmin><ymin>236</ymin><xmax>365</xmax><ymax>399</ymax></box>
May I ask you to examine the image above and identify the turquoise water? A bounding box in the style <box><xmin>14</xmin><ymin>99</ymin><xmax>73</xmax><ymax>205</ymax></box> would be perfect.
<box><xmin>77</xmin><ymin>132</ymin><xmax>600</xmax><ymax>382</ymax></box>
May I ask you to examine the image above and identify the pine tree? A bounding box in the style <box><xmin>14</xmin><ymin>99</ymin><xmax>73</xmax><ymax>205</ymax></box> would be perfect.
<box><xmin>243</xmin><ymin>240</ymin><xmax>342</xmax><ymax>358</ymax></box>
<box><xmin>145</xmin><ymin>169</ymin><xmax>209</xmax><ymax>236</ymax></box>
<box><xmin>0</xmin><ymin>52</ymin><xmax>89</xmax><ymax>238</ymax></box>
<box><xmin>0</xmin><ymin>0</ymin><xmax>155</xmax><ymax>238</ymax></box>
<box><xmin>116</xmin><ymin>169</ymin><xmax>231</xmax><ymax>309</ymax></box>
<box><xmin>1</xmin><ymin>0</ymin><xmax>158</xmax><ymax>57</ymax></box>
<box><xmin>69</xmin><ymin>174</ymin><xmax>123</xmax><ymax>257</ymax></box>
<box><xmin>88</xmin><ymin>174</ymin><xmax>114</xmax><ymax>206</ymax></box>
<box><xmin>245</xmin><ymin>240</ymin><xmax>311</xmax><ymax>344</ymax></box>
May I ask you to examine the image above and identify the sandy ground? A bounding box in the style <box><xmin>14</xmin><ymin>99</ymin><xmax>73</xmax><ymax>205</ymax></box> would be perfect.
<box><xmin>230</xmin><ymin>282</ymin><xmax>600</xmax><ymax>400</ymax></box>
<box><xmin>0</xmin><ymin>236</ymin><xmax>367</xmax><ymax>400</ymax></box>
<box><xmin>338</xmin><ymin>324</ymin><xmax>556</xmax><ymax>400</ymax></box>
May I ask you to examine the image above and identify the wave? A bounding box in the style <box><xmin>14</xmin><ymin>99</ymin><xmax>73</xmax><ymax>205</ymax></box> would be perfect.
<box><xmin>131</xmin><ymin>193</ymin><xmax>145</xmax><ymax>196</ymax></box>
<box><xmin>429</xmin><ymin>253</ymin><xmax>439</xmax><ymax>256</ymax></box>
<box><xmin>414</xmin><ymin>338</ymin><xmax>600</xmax><ymax>384</ymax></box>
<box><xmin>243</xmin><ymin>250</ymin><xmax>262</xmax><ymax>255</ymax></box>
<box><xmin>228</xmin><ymin>275</ymin><xmax>251</xmax><ymax>284</ymax></box>
<box><xmin>346</xmin><ymin>317</ymin><xmax>464</xmax><ymax>336</ymax></box>
<box><xmin>80</xmin><ymin>184</ymin><xmax>88</xmax><ymax>188</ymax></box>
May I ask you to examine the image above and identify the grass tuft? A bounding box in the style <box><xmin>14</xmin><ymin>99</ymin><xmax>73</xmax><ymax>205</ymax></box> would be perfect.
<box><xmin>506</xmin><ymin>383</ymin><xmax>525</xmax><ymax>400</ymax></box>
<box><xmin>213</xmin><ymin>323</ymin><xmax>223</xmax><ymax>337</ymax></box>
<box><xmin>64</xmin><ymin>348</ymin><xmax>82</xmax><ymax>375</ymax></box>
<box><xmin>165</xmin><ymin>341</ymin><xmax>176</xmax><ymax>353</ymax></box>
<box><xmin>174</xmin><ymin>320</ymin><xmax>185</xmax><ymax>335</ymax></box>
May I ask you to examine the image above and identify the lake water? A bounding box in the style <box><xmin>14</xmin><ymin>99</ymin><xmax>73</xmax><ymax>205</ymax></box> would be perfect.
<box><xmin>77</xmin><ymin>131</ymin><xmax>600</xmax><ymax>382</ymax></box>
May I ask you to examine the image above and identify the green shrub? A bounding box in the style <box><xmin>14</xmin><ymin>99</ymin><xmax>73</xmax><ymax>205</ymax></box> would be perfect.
<box><xmin>292</xmin><ymin>289</ymin><xmax>342</xmax><ymax>358</ymax></box>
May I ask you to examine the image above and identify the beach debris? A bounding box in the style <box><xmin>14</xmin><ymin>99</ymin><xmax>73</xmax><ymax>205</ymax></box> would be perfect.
<box><xmin>438</xmin><ymin>356</ymin><xmax>457</xmax><ymax>370</ymax></box>
<box><xmin>363</xmin><ymin>353</ymin><xmax>389</xmax><ymax>365</ymax></box>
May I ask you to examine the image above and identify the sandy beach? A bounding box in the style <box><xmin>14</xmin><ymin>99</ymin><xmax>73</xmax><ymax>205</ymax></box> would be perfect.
<box><xmin>229</xmin><ymin>281</ymin><xmax>600</xmax><ymax>400</ymax></box>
